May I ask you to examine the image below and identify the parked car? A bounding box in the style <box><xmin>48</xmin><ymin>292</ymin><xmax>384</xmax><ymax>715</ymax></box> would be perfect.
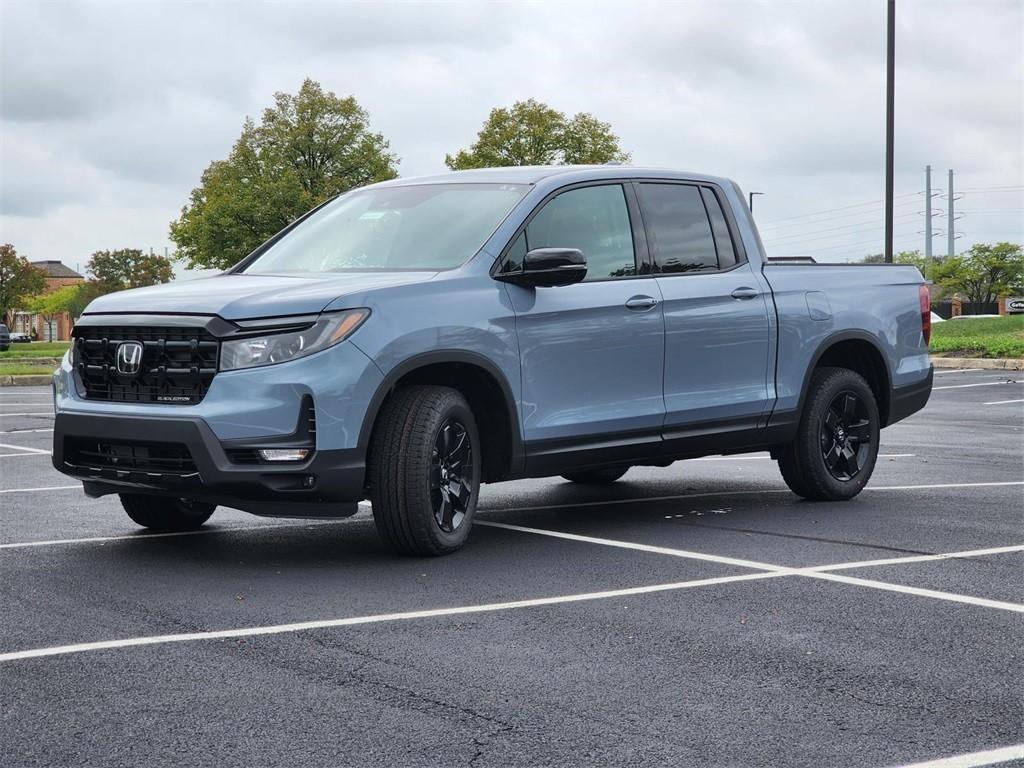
<box><xmin>9</xmin><ymin>332</ymin><xmax>32</xmax><ymax>343</ymax></box>
<box><xmin>52</xmin><ymin>166</ymin><xmax>933</xmax><ymax>555</ymax></box>
<box><xmin>0</xmin><ymin>323</ymin><xmax>10</xmax><ymax>352</ymax></box>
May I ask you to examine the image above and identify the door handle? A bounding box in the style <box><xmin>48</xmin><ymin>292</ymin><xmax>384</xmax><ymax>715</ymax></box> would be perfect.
<box><xmin>625</xmin><ymin>295</ymin><xmax>659</xmax><ymax>311</ymax></box>
<box><xmin>730</xmin><ymin>287</ymin><xmax>759</xmax><ymax>300</ymax></box>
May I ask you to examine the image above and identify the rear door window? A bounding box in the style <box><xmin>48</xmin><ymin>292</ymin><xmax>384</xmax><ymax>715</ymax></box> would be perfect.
<box><xmin>637</xmin><ymin>183</ymin><xmax>718</xmax><ymax>274</ymax></box>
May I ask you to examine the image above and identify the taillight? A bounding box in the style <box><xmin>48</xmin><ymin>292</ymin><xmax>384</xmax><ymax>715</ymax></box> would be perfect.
<box><xmin>919</xmin><ymin>285</ymin><xmax>931</xmax><ymax>346</ymax></box>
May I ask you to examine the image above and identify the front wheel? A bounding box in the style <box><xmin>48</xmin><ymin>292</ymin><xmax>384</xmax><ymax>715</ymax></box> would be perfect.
<box><xmin>777</xmin><ymin>367</ymin><xmax>880</xmax><ymax>501</ymax></box>
<box><xmin>120</xmin><ymin>494</ymin><xmax>216</xmax><ymax>531</ymax></box>
<box><xmin>368</xmin><ymin>385</ymin><xmax>481</xmax><ymax>556</ymax></box>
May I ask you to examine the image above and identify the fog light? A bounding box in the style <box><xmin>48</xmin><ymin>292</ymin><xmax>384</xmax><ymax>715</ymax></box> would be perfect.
<box><xmin>258</xmin><ymin>448</ymin><xmax>310</xmax><ymax>462</ymax></box>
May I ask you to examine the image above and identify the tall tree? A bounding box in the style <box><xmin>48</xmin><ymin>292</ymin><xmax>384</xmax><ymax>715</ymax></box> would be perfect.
<box><xmin>171</xmin><ymin>79</ymin><xmax>399</xmax><ymax>270</ymax></box>
<box><xmin>87</xmin><ymin>249</ymin><xmax>174</xmax><ymax>292</ymax></box>
<box><xmin>0</xmin><ymin>244</ymin><xmax>46</xmax><ymax>326</ymax></box>
<box><xmin>445</xmin><ymin>99</ymin><xmax>630</xmax><ymax>170</ymax></box>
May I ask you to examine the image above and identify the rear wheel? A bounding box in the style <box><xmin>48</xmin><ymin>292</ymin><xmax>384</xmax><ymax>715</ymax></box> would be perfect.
<box><xmin>368</xmin><ymin>385</ymin><xmax>481</xmax><ymax>556</ymax></box>
<box><xmin>777</xmin><ymin>367</ymin><xmax>880</xmax><ymax>501</ymax></box>
<box><xmin>120</xmin><ymin>494</ymin><xmax>216</xmax><ymax>531</ymax></box>
<box><xmin>562</xmin><ymin>466</ymin><xmax>630</xmax><ymax>485</ymax></box>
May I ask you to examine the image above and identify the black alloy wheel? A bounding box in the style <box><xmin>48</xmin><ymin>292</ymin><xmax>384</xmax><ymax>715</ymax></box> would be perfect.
<box><xmin>776</xmin><ymin>366</ymin><xmax>880</xmax><ymax>501</ymax></box>
<box><xmin>819</xmin><ymin>390</ymin><xmax>872</xmax><ymax>481</ymax></box>
<box><xmin>430</xmin><ymin>419</ymin><xmax>474</xmax><ymax>533</ymax></box>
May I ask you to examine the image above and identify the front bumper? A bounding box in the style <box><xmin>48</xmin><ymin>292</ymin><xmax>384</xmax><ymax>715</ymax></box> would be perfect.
<box><xmin>53</xmin><ymin>411</ymin><xmax>365</xmax><ymax>517</ymax></box>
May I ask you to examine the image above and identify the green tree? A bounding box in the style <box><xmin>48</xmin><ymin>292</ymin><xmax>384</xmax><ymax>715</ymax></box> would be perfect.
<box><xmin>445</xmin><ymin>99</ymin><xmax>631</xmax><ymax>170</ymax></box>
<box><xmin>24</xmin><ymin>284</ymin><xmax>83</xmax><ymax>339</ymax></box>
<box><xmin>0</xmin><ymin>244</ymin><xmax>46</xmax><ymax>326</ymax></box>
<box><xmin>946</xmin><ymin>242</ymin><xmax>1024</xmax><ymax>304</ymax></box>
<box><xmin>171</xmin><ymin>79</ymin><xmax>399</xmax><ymax>270</ymax></box>
<box><xmin>87</xmin><ymin>248</ymin><xmax>174</xmax><ymax>292</ymax></box>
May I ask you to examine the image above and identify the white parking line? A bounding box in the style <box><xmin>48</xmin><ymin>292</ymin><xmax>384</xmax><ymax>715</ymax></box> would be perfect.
<box><xmin>933</xmin><ymin>381</ymin><xmax>1021</xmax><ymax>390</ymax></box>
<box><xmin>0</xmin><ymin>571</ymin><xmax>789</xmax><ymax>662</ymax></box>
<box><xmin>932</xmin><ymin>368</ymin><xmax>983</xmax><ymax>375</ymax></box>
<box><xmin>983</xmin><ymin>398</ymin><xmax>1024</xmax><ymax>406</ymax></box>
<box><xmin>889</xmin><ymin>743</ymin><xmax>1024</xmax><ymax>768</ymax></box>
<box><xmin>2</xmin><ymin>538</ymin><xmax>1020</xmax><ymax>663</ymax></box>
<box><xmin>2</xmin><ymin>428</ymin><xmax>53</xmax><ymax>433</ymax></box>
<box><xmin>811</xmin><ymin>544</ymin><xmax>1024</xmax><ymax>572</ymax></box>
<box><xmin>480</xmin><ymin>522</ymin><xmax>1024</xmax><ymax>613</ymax></box>
<box><xmin>0</xmin><ymin>485</ymin><xmax>79</xmax><ymax>494</ymax></box>
<box><xmin>0</xmin><ymin>452</ymin><xmax>50</xmax><ymax>458</ymax></box>
<box><xmin>0</xmin><ymin>402</ymin><xmax>54</xmax><ymax>406</ymax></box>
<box><xmin>0</xmin><ymin>442</ymin><xmax>50</xmax><ymax>454</ymax></box>
<box><xmin>0</xmin><ymin>412</ymin><xmax>54</xmax><ymax>416</ymax></box>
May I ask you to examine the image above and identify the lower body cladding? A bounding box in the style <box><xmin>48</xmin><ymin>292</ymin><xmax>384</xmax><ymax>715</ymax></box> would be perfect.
<box><xmin>52</xmin><ymin>411</ymin><xmax>365</xmax><ymax>517</ymax></box>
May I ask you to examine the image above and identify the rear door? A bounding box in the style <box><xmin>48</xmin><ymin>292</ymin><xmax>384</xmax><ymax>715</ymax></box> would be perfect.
<box><xmin>502</xmin><ymin>182</ymin><xmax>666</xmax><ymax>465</ymax></box>
<box><xmin>635</xmin><ymin>181</ymin><xmax>772</xmax><ymax>442</ymax></box>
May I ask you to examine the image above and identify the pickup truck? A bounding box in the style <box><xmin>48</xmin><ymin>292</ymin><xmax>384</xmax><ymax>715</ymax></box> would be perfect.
<box><xmin>52</xmin><ymin>166</ymin><xmax>933</xmax><ymax>555</ymax></box>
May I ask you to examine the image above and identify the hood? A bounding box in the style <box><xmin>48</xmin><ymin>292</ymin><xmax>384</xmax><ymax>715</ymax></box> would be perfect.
<box><xmin>83</xmin><ymin>271</ymin><xmax>438</xmax><ymax>320</ymax></box>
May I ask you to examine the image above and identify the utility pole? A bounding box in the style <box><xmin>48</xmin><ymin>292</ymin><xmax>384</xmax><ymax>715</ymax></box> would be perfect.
<box><xmin>748</xmin><ymin>191</ymin><xmax>763</xmax><ymax>213</ymax></box>
<box><xmin>924</xmin><ymin>165</ymin><xmax>933</xmax><ymax>272</ymax></box>
<box><xmin>947</xmin><ymin>169</ymin><xmax>955</xmax><ymax>257</ymax></box>
<box><xmin>884</xmin><ymin>0</ymin><xmax>896</xmax><ymax>262</ymax></box>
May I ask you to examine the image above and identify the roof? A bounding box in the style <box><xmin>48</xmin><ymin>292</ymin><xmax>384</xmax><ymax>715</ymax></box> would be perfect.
<box><xmin>371</xmin><ymin>165</ymin><xmax>728</xmax><ymax>188</ymax></box>
<box><xmin>31</xmin><ymin>260</ymin><xmax>83</xmax><ymax>278</ymax></box>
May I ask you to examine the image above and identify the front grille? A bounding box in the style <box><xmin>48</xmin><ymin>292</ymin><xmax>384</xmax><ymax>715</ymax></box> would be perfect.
<box><xmin>73</xmin><ymin>326</ymin><xmax>219</xmax><ymax>404</ymax></box>
<box><xmin>65</xmin><ymin>437</ymin><xmax>199</xmax><ymax>481</ymax></box>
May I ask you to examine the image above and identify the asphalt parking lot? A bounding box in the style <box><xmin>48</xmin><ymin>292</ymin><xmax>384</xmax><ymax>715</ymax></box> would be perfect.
<box><xmin>1</xmin><ymin>368</ymin><xmax>1022</xmax><ymax>768</ymax></box>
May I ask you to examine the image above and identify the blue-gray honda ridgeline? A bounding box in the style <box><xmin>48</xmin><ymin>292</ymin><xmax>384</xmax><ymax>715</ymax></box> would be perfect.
<box><xmin>53</xmin><ymin>166</ymin><xmax>933</xmax><ymax>555</ymax></box>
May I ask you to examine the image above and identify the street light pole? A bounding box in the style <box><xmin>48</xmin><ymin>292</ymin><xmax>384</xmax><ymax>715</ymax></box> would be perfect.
<box><xmin>749</xmin><ymin>191</ymin><xmax>764</xmax><ymax>213</ymax></box>
<box><xmin>884</xmin><ymin>0</ymin><xmax>896</xmax><ymax>263</ymax></box>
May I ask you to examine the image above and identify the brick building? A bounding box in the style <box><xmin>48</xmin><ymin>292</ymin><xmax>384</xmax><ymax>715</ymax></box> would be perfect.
<box><xmin>9</xmin><ymin>260</ymin><xmax>85</xmax><ymax>341</ymax></box>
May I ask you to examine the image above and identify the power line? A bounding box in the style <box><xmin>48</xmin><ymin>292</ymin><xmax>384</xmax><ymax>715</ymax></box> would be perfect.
<box><xmin>765</xmin><ymin>211</ymin><xmax>921</xmax><ymax>242</ymax></box>
<box><xmin>772</xmin><ymin>228</ymin><xmax>922</xmax><ymax>255</ymax></box>
<box><xmin>765</xmin><ymin>219</ymin><xmax>922</xmax><ymax>246</ymax></box>
<box><xmin>758</xmin><ymin>192</ymin><xmax>920</xmax><ymax>227</ymax></box>
<box><xmin>961</xmin><ymin>185</ymin><xmax>1024</xmax><ymax>192</ymax></box>
<box><xmin>761</xmin><ymin>197</ymin><xmax>922</xmax><ymax>231</ymax></box>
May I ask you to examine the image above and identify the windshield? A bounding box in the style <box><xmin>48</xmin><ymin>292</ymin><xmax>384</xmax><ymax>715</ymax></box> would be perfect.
<box><xmin>242</xmin><ymin>183</ymin><xmax>529</xmax><ymax>274</ymax></box>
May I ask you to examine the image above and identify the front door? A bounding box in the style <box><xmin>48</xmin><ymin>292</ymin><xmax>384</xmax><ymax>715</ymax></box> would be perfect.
<box><xmin>503</xmin><ymin>183</ymin><xmax>666</xmax><ymax>467</ymax></box>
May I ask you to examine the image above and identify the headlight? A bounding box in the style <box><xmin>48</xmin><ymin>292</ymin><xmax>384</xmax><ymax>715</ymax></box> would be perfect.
<box><xmin>220</xmin><ymin>309</ymin><xmax>369</xmax><ymax>371</ymax></box>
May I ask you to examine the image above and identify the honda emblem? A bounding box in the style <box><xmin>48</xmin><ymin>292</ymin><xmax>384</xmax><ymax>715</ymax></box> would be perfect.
<box><xmin>115</xmin><ymin>341</ymin><xmax>144</xmax><ymax>376</ymax></box>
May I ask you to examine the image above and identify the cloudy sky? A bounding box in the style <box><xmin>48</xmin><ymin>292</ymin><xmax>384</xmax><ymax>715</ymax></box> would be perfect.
<box><xmin>1</xmin><ymin>0</ymin><xmax>1021</xmax><ymax>273</ymax></box>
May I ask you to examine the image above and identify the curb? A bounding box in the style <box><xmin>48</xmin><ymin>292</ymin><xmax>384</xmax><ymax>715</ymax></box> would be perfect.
<box><xmin>930</xmin><ymin>356</ymin><xmax>1023</xmax><ymax>371</ymax></box>
<box><xmin>0</xmin><ymin>375</ymin><xmax>53</xmax><ymax>386</ymax></box>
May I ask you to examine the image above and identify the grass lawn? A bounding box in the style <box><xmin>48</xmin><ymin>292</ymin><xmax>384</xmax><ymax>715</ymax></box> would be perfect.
<box><xmin>931</xmin><ymin>314</ymin><xmax>1024</xmax><ymax>358</ymax></box>
<box><xmin>0</xmin><ymin>341</ymin><xmax>70</xmax><ymax>359</ymax></box>
<box><xmin>0</xmin><ymin>362</ymin><xmax>57</xmax><ymax>376</ymax></box>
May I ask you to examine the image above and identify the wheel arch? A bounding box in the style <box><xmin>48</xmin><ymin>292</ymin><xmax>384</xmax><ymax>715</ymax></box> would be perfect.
<box><xmin>358</xmin><ymin>350</ymin><xmax>524</xmax><ymax>482</ymax></box>
<box><xmin>797</xmin><ymin>331</ymin><xmax>893</xmax><ymax>427</ymax></box>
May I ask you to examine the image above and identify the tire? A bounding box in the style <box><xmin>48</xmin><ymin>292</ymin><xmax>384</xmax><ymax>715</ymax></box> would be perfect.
<box><xmin>777</xmin><ymin>366</ymin><xmax>881</xmax><ymax>501</ymax></box>
<box><xmin>368</xmin><ymin>385</ymin><xmax>481</xmax><ymax>556</ymax></box>
<box><xmin>120</xmin><ymin>494</ymin><xmax>216</xmax><ymax>531</ymax></box>
<box><xmin>562</xmin><ymin>466</ymin><xmax>630</xmax><ymax>485</ymax></box>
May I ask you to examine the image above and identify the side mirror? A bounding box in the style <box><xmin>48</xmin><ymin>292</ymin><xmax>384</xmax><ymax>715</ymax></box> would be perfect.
<box><xmin>497</xmin><ymin>248</ymin><xmax>587</xmax><ymax>288</ymax></box>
